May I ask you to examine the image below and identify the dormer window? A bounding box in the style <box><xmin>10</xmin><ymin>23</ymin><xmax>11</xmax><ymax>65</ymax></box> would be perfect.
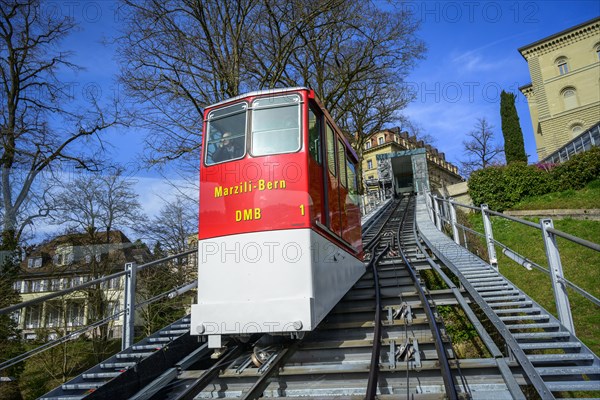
<box><xmin>365</xmin><ymin>141</ymin><xmax>371</xmax><ymax>150</ymax></box>
<box><xmin>555</xmin><ymin>56</ymin><xmax>569</xmax><ymax>75</ymax></box>
<box><xmin>378</xmin><ymin>136</ymin><xmax>384</xmax><ymax>145</ymax></box>
<box><xmin>27</xmin><ymin>257</ymin><xmax>42</xmax><ymax>269</ymax></box>
<box><xmin>54</xmin><ymin>245</ymin><xmax>74</xmax><ymax>266</ymax></box>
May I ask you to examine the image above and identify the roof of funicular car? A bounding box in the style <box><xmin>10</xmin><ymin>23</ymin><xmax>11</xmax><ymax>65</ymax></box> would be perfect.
<box><xmin>204</xmin><ymin>87</ymin><xmax>312</xmax><ymax>110</ymax></box>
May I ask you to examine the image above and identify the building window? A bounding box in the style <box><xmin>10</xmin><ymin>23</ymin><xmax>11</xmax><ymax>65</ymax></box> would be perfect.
<box><xmin>365</xmin><ymin>141</ymin><xmax>371</xmax><ymax>150</ymax></box>
<box><xmin>46</xmin><ymin>304</ymin><xmax>61</xmax><ymax>328</ymax></box>
<box><xmin>571</xmin><ymin>124</ymin><xmax>583</xmax><ymax>136</ymax></box>
<box><xmin>31</xmin><ymin>280</ymin><xmax>41</xmax><ymax>293</ymax></box>
<box><xmin>54</xmin><ymin>245</ymin><xmax>74</xmax><ymax>266</ymax></box>
<box><xmin>378</xmin><ymin>136</ymin><xmax>384</xmax><ymax>145</ymax></box>
<box><xmin>595</xmin><ymin>44</ymin><xmax>600</xmax><ymax>60</ymax></box>
<box><xmin>25</xmin><ymin>305</ymin><xmax>42</xmax><ymax>329</ymax></box>
<box><xmin>67</xmin><ymin>302</ymin><xmax>85</xmax><ymax>327</ymax></box>
<box><xmin>107</xmin><ymin>301</ymin><xmax>120</xmax><ymax>318</ymax></box>
<box><xmin>49</xmin><ymin>279</ymin><xmax>61</xmax><ymax>291</ymax></box>
<box><xmin>555</xmin><ymin>57</ymin><xmax>569</xmax><ymax>75</ymax></box>
<box><xmin>367</xmin><ymin>159</ymin><xmax>373</xmax><ymax>169</ymax></box>
<box><xmin>561</xmin><ymin>87</ymin><xmax>578</xmax><ymax>110</ymax></box>
<box><xmin>27</xmin><ymin>257</ymin><xmax>42</xmax><ymax>268</ymax></box>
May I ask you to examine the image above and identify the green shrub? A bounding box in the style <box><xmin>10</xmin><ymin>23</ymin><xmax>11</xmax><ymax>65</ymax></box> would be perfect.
<box><xmin>503</xmin><ymin>162</ymin><xmax>552</xmax><ymax>205</ymax></box>
<box><xmin>468</xmin><ymin>147</ymin><xmax>600</xmax><ymax>211</ymax></box>
<box><xmin>468</xmin><ymin>166</ymin><xmax>509</xmax><ymax>211</ymax></box>
<box><xmin>551</xmin><ymin>147</ymin><xmax>600</xmax><ymax>191</ymax></box>
<box><xmin>469</xmin><ymin>163</ymin><xmax>550</xmax><ymax>211</ymax></box>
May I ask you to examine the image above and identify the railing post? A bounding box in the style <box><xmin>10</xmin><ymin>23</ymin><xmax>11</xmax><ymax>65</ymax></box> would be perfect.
<box><xmin>122</xmin><ymin>262</ymin><xmax>137</xmax><ymax>351</ymax></box>
<box><xmin>481</xmin><ymin>204</ymin><xmax>498</xmax><ymax>270</ymax></box>
<box><xmin>541</xmin><ymin>219</ymin><xmax>575</xmax><ymax>334</ymax></box>
<box><xmin>433</xmin><ymin>196</ymin><xmax>442</xmax><ymax>230</ymax></box>
<box><xmin>425</xmin><ymin>191</ymin><xmax>434</xmax><ymax>222</ymax></box>
<box><xmin>448</xmin><ymin>198</ymin><xmax>460</xmax><ymax>245</ymax></box>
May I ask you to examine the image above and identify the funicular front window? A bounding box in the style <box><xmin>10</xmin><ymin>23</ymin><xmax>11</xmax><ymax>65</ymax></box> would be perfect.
<box><xmin>205</xmin><ymin>102</ymin><xmax>247</xmax><ymax>165</ymax></box>
<box><xmin>251</xmin><ymin>94</ymin><xmax>301</xmax><ymax>156</ymax></box>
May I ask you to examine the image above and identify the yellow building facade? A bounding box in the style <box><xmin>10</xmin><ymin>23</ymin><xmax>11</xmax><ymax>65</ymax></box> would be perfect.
<box><xmin>361</xmin><ymin>129</ymin><xmax>462</xmax><ymax>195</ymax></box>
<box><xmin>519</xmin><ymin>17</ymin><xmax>600</xmax><ymax>160</ymax></box>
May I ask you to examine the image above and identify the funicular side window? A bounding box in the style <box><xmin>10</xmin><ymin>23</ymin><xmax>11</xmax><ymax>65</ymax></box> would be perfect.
<box><xmin>326</xmin><ymin>124</ymin><xmax>336</xmax><ymax>175</ymax></box>
<box><xmin>205</xmin><ymin>102</ymin><xmax>248</xmax><ymax>166</ymax></box>
<box><xmin>337</xmin><ymin>139</ymin><xmax>347</xmax><ymax>187</ymax></box>
<box><xmin>308</xmin><ymin>107</ymin><xmax>322</xmax><ymax>164</ymax></box>
<box><xmin>347</xmin><ymin>160</ymin><xmax>359</xmax><ymax>205</ymax></box>
<box><xmin>251</xmin><ymin>94</ymin><xmax>301</xmax><ymax>156</ymax></box>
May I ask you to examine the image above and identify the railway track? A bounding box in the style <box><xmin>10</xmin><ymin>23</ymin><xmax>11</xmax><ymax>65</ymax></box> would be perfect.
<box><xmin>41</xmin><ymin>195</ymin><xmax>598</xmax><ymax>399</ymax></box>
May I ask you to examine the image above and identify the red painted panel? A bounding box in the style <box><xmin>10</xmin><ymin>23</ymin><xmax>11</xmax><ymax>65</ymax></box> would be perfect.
<box><xmin>199</xmin><ymin>154</ymin><xmax>310</xmax><ymax>240</ymax></box>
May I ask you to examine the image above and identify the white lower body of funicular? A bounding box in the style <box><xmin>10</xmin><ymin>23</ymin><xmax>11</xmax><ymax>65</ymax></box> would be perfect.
<box><xmin>191</xmin><ymin>228</ymin><xmax>364</xmax><ymax>348</ymax></box>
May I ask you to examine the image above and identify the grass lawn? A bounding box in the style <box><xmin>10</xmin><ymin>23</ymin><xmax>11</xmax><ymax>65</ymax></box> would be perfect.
<box><xmin>467</xmin><ymin>202</ymin><xmax>600</xmax><ymax>355</ymax></box>
<box><xmin>511</xmin><ymin>179</ymin><xmax>600</xmax><ymax>210</ymax></box>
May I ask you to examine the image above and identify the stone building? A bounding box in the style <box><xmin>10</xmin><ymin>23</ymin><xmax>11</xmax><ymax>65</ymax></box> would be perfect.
<box><xmin>361</xmin><ymin>128</ymin><xmax>462</xmax><ymax>200</ymax></box>
<box><xmin>13</xmin><ymin>231</ymin><xmax>151</xmax><ymax>340</ymax></box>
<box><xmin>519</xmin><ymin>17</ymin><xmax>600</xmax><ymax>160</ymax></box>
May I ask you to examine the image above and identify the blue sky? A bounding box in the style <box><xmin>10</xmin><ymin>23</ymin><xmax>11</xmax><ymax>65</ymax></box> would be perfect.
<box><xmin>400</xmin><ymin>1</ymin><xmax>599</xmax><ymax>165</ymax></box>
<box><xmin>46</xmin><ymin>1</ymin><xmax>599</xmax><ymax>218</ymax></box>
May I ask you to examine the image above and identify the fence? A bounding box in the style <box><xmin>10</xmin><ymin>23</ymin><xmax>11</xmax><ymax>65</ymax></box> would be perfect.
<box><xmin>0</xmin><ymin>249</ymin><xmax>198</xmax><ymax>373</ymax></box>
<box><xmin>426</xmin><ymin>192</ymin><xmax>600</xmax><ymax>334</ymax></box>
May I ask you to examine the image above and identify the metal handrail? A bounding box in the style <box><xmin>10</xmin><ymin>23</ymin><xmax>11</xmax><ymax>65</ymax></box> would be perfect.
<box><xmin>0</xmin><ymin>278</ymin><xmax>198</xmax><ymax>372</ymax></box>
<box><xmin>546</xmin><ymin>226</ymin><xmax>600</xmax><ymax>252</ymax></box>
<box><xmin>0</xmin><ymin>249</ymin><xmax>196</xmax><ymax>315</ymax></box>
<box><xmin>450</xmin><ymin>198</ymin><xmax>600</xmax><ymax>251</ymax></box>
<box><xmin>428</xmin><ymin>194</ymin><xmax>600</xmax><ymax>323</ymax></box>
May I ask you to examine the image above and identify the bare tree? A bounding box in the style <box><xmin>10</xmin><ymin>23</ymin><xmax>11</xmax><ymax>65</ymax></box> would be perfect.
<box><xmin>460</xmin><ymin>118</ymin><xmax>505</xmax><ymax>177</ymax></box>
<box><xmin>0</xmin><ymin>0</ymin><xmax>118</xmax><ymax>251</ymax></box>
<box><xmin>51</xmin><ymin>168</ymin><xmax>145</xmax><ymax>240</ymax></box>
<box><xmin>140</xmin><ymin>197</ymin><xmax>197</xmax><ymax>255</ymax></box>
<box><xmin>135</xmin><ymin>197</ymin><xmax>197</xmax><ymax>336</ymax></box>
<box><xmin>49</xmin><ymin>168</ymin><xmax>145</xmax><ymax>360</ymax></box>
<box><xmin>118</xmin><ymin>0</ymin><xmax>425</xmax><ymax>170</ymax></box>
<box><xmin>399</xmin><ymin>116</ymin><xmax>436</xmax><ymax>145</ymax></box>
<box><xmin>339</xmin><ymin>84</ymin><xmax>413</xmax><ymax>193</ymax></box>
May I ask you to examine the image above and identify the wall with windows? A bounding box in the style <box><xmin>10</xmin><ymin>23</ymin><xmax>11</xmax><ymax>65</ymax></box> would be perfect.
<box><xmin>13</xmin><ymin>274</ymin><xmax>125</xmax><ymax>340</ymax></box>
<box><xmin>519</xmin><ymin>17</ymin><xmax>600</xmax><ymax>160</ymax></box>
<box><xmin>361</xmin><ymin>129</ymin><xmax>462</xmax><ymax>197</ymax></box>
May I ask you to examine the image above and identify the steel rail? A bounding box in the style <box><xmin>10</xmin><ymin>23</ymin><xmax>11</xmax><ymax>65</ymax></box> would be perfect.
<box><xmin>363</xmin><ymin>199</ymin><xmax>401</xmax><ymax>250</ymax></box>
<box><xmin>364</xmin><ymin>198</ymin><xmax>405</xmax><ymax>399</ymax></box>
<box><xmin>176</xmin><ymin>344</ymin><xmax>245</xmax><ymax>400</ymax></box>
<box><xmin>546</xmin><ymin>225</ymin><xmax>600</xmax><ymax>252</ymax></box>
<box><xmin>364</xmin><ymin>243</ymin><xmax>390</xmax><ymax>399</ymax></box>
<box><xmin>397</xmin><ymin>196</ymin><xmax>459</xmax><ymax>400</ymax></box>
<box><xmin>241</xmin><ymin>341</ymin><xmax>301</xmax><ymax>400</ymax></box>
<box><xmin>485</xmin><ymin>208</ymin><xmax>540</xmax><ymax>229</ymax></box>
<box><xmin>0</xmin><ymin>309</ymin><xmax>124</xmax><ymax>372</ymax></box>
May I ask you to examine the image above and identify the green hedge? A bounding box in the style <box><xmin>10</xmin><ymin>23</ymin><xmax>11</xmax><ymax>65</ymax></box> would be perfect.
<box><xmin>551</xmin><ymin>147</ymin><xmax>600</xmax><ymax>191</ymax></box>
<box><xmin>468</xmin><ymin>147</ymin><xmax>600</xmax><ymax>211</ymax></box>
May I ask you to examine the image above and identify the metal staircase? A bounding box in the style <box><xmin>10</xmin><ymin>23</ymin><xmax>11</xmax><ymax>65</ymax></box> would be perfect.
<box><xmin>415</xmin><ymin>194</ymin><xmax>600</xmax><ymax>398</ymax></box>
<box><xmin>39</xmin><ymin>315</ymin><xmax>205</xmax><ymax>399</ymax></box>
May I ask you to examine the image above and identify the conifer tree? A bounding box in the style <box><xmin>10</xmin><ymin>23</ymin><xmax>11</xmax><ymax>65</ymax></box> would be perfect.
<box><xmin>500</xmin><ymin>91</ymin><xmax>527</xmax><ymax>164</ymax></box>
